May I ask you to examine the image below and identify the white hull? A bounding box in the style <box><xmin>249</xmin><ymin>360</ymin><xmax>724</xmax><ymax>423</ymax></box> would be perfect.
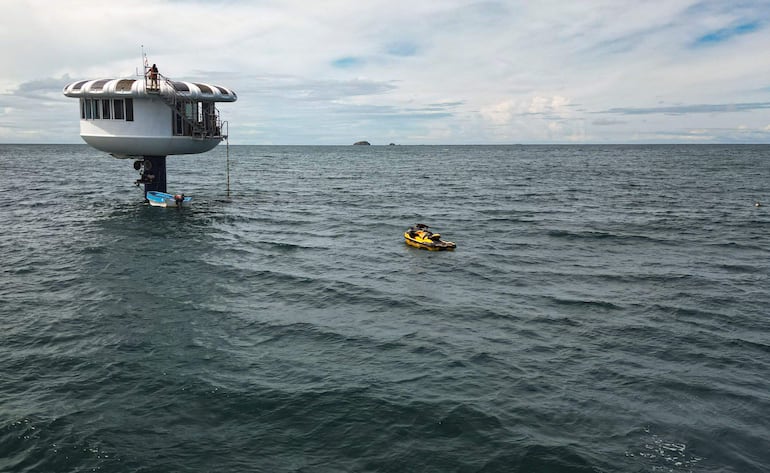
<box><xmin>148</xmin><ymin>199</ymin><xmax>190</xmax><ymax>208</ymax></box>
<box><xmin>83</xmin><ymin>134</ymin><xmax>220</xmax><ymax>157</ymax></box>
<box><xmin>146</xmin><ymin>191</ymin><xmax>191</xmax><ymax>207</ymax></box>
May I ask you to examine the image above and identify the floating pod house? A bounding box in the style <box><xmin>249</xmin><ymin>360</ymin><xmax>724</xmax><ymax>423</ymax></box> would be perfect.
<box><xmin>62</xmin><ymin>69</ymin><xmax>237</xmax><ymax>197</ymax></box>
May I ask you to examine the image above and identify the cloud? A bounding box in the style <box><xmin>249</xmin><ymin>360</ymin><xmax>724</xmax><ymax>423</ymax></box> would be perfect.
<box><xmin>480</xmin><ymin>96</ymin><xmax>573</xmax><ymax>125</ymax></box>
<box><xmin>9</xmin><ymin>75</ymin><xmax>75</xmax><ymax>100</ymax></box>
<box><xmin>418</xmin><ymin>101</ymin><xmax>463</xmax><ymax>112</ymax></box>
<box><xmin>634</xmin><ymin>125</ymin><xmax>770</xmax><ymax>143</ymax></box>
<box><xmin>592</xmin><ymin>118</ymin><xmax>627</xmax><ymax>126</ymax></box>
<box><xmin>3</xmin><ymin>0</ymin><xmax>770</xmax><ymax>144</ymax></box>
<box><xmin>603</xmin><ymin>102</ymin><xmax>770</xmax><ymax>115</ymax></box>
<box><xmin>527</xmin><ymin>96</ymin><xmax>571</xmax><ymax>116</ymax></box>
<box><xmin>480</xmin><ymin>100</ymin><xmax>519</xmax><ymax>126</ymax></box>
<box><xmin>248</xmin><ymin>76</ymin><xmax>398</xmax><ymax>102</ymax></box>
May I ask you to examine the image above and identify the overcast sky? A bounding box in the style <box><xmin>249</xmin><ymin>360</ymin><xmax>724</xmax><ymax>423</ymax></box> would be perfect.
<box><xmin>2</xmin><ymin>0</ymin><xmax>770</xmax><ymax>145</ymax></box>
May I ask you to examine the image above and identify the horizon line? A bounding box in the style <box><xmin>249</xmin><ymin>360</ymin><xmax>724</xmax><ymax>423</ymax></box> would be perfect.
<box><xmin>2</xmin><ymin>142</ymin><xmax>770</xmax><ymax>147</ymax></box>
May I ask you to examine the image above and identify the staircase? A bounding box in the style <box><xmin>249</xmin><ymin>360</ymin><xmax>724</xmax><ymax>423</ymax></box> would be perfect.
<box><xmin>147</xmin><ymin>73</ymin><xmax>224</xmax><ymax>140</ymax></box>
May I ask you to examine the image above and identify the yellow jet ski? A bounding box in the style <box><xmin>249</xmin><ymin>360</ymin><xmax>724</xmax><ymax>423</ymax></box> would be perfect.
<box><xmin>404</xmin><ymin>224</ymin><xmax>456</xmax><ymax>251</ymax></box>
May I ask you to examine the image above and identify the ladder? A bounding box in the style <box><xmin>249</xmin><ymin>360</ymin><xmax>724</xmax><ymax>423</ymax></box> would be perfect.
<box><xmin>147</xmin><ymin>71</ymin><xmax>224</xmax><ymax>140</ymax></box>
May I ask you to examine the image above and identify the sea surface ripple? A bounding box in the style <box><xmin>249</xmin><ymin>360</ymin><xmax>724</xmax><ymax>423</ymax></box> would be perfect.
<box><xmin>1</xmin><ymin>144</ymin><xmax>769</xmax><ymax>472</ymax></box>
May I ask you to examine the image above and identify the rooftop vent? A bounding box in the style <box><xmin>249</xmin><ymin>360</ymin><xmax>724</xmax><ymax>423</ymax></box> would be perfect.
<box><xmin>116</xmin><ymin>79</ymin><xmax>135</xmax><ymax>92</ymax></box>
<box><xmin>194</xmin><ymin>83</ymin><xmax>212</xmax><ymax>94</ymax></box>
<box><xmin>90</xmin><ymin>79</ymin><xmax>110</xmax><ymax>91</ymax></box>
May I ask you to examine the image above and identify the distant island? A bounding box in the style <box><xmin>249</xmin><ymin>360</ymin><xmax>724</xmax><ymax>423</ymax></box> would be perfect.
<box><xmin>353</xmin><ymin>141</ymin><xmax>371</xmax><ymax>146</ymax></box>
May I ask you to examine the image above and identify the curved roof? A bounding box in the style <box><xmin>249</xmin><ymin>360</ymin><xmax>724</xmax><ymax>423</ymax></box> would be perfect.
<box><xmin>63</xmin><ymin>78</ymin><xmax>237</xmax><ymax>102</ymax></box>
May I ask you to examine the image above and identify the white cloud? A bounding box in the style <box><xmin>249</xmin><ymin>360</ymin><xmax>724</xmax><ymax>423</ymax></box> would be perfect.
<box><xmin>1</xmin><ymin>0</ymin><xmax>770</xmax><ymax>143</ymax></box>
<box><xmin>480</xmin><ymin>100</ymin><xmax>518</xmax><ymax>126</ymax></box>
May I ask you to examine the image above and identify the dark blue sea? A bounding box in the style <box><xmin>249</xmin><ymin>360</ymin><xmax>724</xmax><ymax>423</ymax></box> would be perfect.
<box><xmin>1</xmin><ymin>144</ymin><xmax>769</xmax><ymax>472</ymax></box>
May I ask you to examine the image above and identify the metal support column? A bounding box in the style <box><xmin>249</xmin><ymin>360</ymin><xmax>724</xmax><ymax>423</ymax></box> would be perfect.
<box><xmin>142</xmin><ymin>155</ymin><xmax>167</xmax><ymax>196</ymax></box>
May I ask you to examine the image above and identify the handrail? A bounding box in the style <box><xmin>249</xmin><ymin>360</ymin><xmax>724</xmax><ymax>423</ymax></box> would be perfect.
<box><xmin>144</xmin><ymin>64</ymin><xmax>164</xmax><ymax>93</ymax></box>
<box><xmin>144</xmin><ymin>69</ymin><xmax>225</xmax><ymax>140</ymax></box>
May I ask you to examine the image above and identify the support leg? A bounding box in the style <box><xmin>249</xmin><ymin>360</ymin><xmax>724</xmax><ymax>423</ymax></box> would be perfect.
<box><xmin>142</xmin><ymin>155</ymin><xmax>167</xmax><ymax>197</ymax></box>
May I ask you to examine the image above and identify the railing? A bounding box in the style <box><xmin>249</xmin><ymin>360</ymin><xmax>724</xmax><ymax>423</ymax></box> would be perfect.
<box><xmin>144</xmin><ymin>66</ymin><xmax>225</xmax><ymax>140</ymax></box>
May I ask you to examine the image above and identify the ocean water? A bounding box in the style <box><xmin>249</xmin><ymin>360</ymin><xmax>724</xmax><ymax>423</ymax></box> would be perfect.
<box><xmin>0</xmin><ymin>144</ymin><xmax>768</xmax><ymax>473</ymax></box>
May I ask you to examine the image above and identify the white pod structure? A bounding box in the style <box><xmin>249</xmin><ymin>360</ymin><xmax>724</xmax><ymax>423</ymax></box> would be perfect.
<box><xmin>63</xmin><ymin>68</ymin><xmax>237</xmax><ymax>197</ymax></box>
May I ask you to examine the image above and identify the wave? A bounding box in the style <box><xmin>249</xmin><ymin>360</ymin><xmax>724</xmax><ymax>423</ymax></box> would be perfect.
<box><xmin>3</xmin><ymin>144</ymin><xmax>770</xmax><ymax>472</ymax></box>
<box><xmin>546</xmin><ymin>228</ymin><xmax>670</xmax><ymax>244</ymax></box>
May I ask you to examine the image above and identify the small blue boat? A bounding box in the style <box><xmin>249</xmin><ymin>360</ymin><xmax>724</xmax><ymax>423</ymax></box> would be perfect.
<box><xmin>146</xmin><ymin>191</ymin><xmax>191</xmax><ymax>208</ymax></box>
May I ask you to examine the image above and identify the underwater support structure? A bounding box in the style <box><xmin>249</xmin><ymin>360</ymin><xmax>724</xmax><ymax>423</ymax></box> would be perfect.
<box><xmin>141</xmin><ymin>155</ymin><xmax>167</xmax><ymax>196</ymax></box>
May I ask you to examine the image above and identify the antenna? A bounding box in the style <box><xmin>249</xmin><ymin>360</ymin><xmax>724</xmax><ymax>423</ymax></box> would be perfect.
<box><xmin>142</xmin><ymin>45</ymin><xmax>149</xmax><ymax>68</ymax></box>
<box><xmin>140</xmin><ymin>45</ymin><xmax>150</xmax><ymax>83</ymax></box>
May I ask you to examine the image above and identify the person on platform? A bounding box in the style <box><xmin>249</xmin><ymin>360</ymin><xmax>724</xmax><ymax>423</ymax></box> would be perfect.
<box><xmin>148</xmin><ymin>64</ymin><xmax>159</xmax><ymax>89</ymax></box>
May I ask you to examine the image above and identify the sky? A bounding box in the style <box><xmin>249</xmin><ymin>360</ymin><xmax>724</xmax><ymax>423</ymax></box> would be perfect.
<box><xmin>2</xmin><ymin>0</ymin><xmax>770</xmax><ymax>145</ymax></box>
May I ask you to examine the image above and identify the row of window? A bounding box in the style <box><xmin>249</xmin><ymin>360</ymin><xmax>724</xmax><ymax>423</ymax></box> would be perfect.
<box><xmin>80</xmin><ymin>98</ymin><xmax>134</xmax><ymax>121</ymax></box>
